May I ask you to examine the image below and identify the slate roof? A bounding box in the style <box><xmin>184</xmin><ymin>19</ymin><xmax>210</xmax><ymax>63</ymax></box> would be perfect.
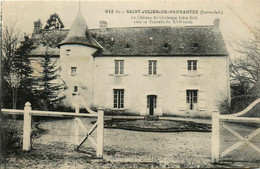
<box><xmin>30</xmin><ymin>23</ymin><xmax>228</xmax><ymax>57</ymax></box>
<box><xmin>91</xmin><ymin>25</ymin><xmax>228</xmax><ymax>56</ymax></box>
<box><xmin>58</xmin><ymin>9</ymin><xmax>101</xmax><ymax>49</ymax></box>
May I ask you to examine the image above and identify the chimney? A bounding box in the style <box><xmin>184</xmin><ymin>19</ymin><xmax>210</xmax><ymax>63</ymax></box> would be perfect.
<box><xmin>33</xmin><ymin>19</ymin><xmax>42</xmax><ymax>35</ymax></box>
<box><xmin>213</xmin><ymin>18</ymin><xmax>220</xmax><ymax>28</ymax></box>
<box><xmin>99</xmin><ymin>20</ymin><xmax>108</xmax><ymax>34</ymax></box>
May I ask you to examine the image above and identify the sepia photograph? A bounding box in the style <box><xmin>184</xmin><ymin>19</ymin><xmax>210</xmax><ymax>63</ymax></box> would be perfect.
<box><xmin>0</xmin><ymin>0</ymin><xmax>259</xmax><ymax>168</ymax></box>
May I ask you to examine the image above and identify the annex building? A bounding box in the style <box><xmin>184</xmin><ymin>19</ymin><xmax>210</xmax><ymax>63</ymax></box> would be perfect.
<box><xmin>30</xmin><ymin>9</ymin><xmax>230</xmax><ymax>117</ymax></box>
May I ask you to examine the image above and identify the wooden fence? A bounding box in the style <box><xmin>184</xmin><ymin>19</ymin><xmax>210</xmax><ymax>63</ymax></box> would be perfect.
<box><xmin>212</xmin><ymin>98</ymin><xmax>260</xmax><ymax>163</ymax></box>
<box><xmin>1</xmin><ymin>102</ymin><xmax>104</xmax><ymax>158</ymax></box>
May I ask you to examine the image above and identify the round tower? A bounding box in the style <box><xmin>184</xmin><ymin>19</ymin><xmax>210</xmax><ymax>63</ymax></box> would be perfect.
<box><xmin>58</xmin><ymin>9</ymin><xmax>101</xmax><ymax>108</ymax></box>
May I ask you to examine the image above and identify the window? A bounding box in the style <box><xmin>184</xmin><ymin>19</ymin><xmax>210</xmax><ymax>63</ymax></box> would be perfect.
<box><xmin>187</xmin><ymin>60</ymin><xmax>197</xmax><ymax>71</ymax></box>
<box><xmin>113</xmin><ymin>89</ymin><xmax>124</xmax><ymax>108</ymax></box>
<box><xmin>66</xmin><ymin>49</ymin><xmax>71</xmax><ymax>56</ymax></box>
<box><xmin>74</xmin><ymin>86</ymin><xmax>78</xmax><ymax>92</ymax></box>
<box><xmin>148</xmin><ymin>60</ymin><xmax>157</xmax><ymax>75</ymax></box>
<box><xmin>186</xmin><ymin>90</ymin><xmax>198</xmax><ymax>110</ymax></box>
<box><xmin>71</xmin><ymin>67</ymin><xmax>77</xmax><ymax>76</ymax></box>
<box><xmin>115</xmin><ymin>60</ymin><xmax>124</xmax><ymax>75</ymax></box>
<box><xmin>147</xmin><ymin>95</ymin><xmax>157</xmax><ymax>108</ymax></box>
<box><xmin>72</xmin><ymin>86</ymin><xmax>78</xmax><ymax>96</ymax></box>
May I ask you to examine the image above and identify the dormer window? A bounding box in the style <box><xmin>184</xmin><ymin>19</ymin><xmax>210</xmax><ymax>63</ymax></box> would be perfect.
<box><xmin>66</xmin><ymin>49</ymin><xmax>71</xmax><ymax>56</ymax></box>
<box><xmin>162</xmin><ymin>43</ymin><xmax>171</xmax><ymax>53</ymax></box>
<box><xmin>192</xmin><ymin>43</ymin><xmax>199</xmax><ymax>50</ymax></box>
<box><xmin>163</xmin><ymin>43</ymin><xmax>170</xmax><ymax>48</ymax></box>
<box><xmin>125</xmin><ymin>43</ymin><xmax>131</xmax><ymax>48</ymax></box>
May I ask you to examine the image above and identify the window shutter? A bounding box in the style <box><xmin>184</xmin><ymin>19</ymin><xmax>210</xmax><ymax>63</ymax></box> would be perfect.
<box><xmin>105</xmin><ymin>89</ymin><xmax>113</xmax><ymax>108</ymax></box>
<box><xmin>198</xmin><ymin>90</ymin><xmax>206</xmax><ymax>110</ymax></box>
<box><xmin>142</xmin><ymin>61</ymin><xmax>148</xmax><ymax>76</ymax></box>
<box><xmin>157</xmin><ymin>96</ymin><xmax>163</xmax><ymax>116</ymax></box>
<box><xmin>157</xmin><ymin>60</ymin><xmax>163</xmax><ymax>76</ymax></box>
<box><xmin>124</xmin><ymin>60</ymin><xmax>129</xmax><ymax>76</ymax></box>
<box><xmin>140</xmin><ymin>96</ymin><xmax>147</xmax><ymax>115</ymax></box>
<box><xmin>178</xmin><ymin>90</ymin><xmax>186</xmax><ymax>111</ymax></box>
<box><xmin>197</xmin><ymin>60</ymin><xmax>203</xmax><ymax>76</ymax></box>
<box><xmin>180</xmin><ymin>61</ymin><xmax>187</xmax><ymax>76</ymax></box>
<box><xmin>124</xmin><ymin>88</ymin><xmax>131</xmax><ymax>109</ymax></box>
<box><xmin>108</xmin><ymin>60</ymin><xmax>114</xmax><ymax>76</ymax></box>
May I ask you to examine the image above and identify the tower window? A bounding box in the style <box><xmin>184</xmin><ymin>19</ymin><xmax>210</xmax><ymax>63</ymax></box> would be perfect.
<box><xmin>74</xmin><ymin>86</ymin><xmax>78</xmax><ymax>92</ymax></box>
<box><xmin>66</xmin><ymin>49</ymin><xmax>71</xmax><ymax>56</ymax></box>
<box><xmin>71</xmin><ymin>67</ymin><xmax>77</xmax><ymax>76</ymax></box>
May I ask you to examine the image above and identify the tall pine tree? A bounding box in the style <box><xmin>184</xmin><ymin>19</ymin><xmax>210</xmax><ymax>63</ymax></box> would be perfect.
<box><xmin>35</xmin><ymin>47</ymin><xmax>65</xmax><ymax>110</ymax></box>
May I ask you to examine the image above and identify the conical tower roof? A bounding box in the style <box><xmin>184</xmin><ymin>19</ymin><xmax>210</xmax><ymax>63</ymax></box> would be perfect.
<box><xmin>58</xmin><ymin>9</ymin><xmax>100</xmax><ymax>49</ymax></box>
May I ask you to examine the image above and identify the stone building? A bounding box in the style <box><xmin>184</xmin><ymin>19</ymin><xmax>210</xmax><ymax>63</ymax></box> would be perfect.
<box><xmin>30</xmin><ymin>9</ymin><xmax>230</xmax><ymax>117</ymax></box>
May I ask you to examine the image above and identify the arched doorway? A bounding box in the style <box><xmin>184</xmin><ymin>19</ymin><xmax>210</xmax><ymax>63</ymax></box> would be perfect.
<box><xmin>147</xmin><ymin>95</ymin><xmax>157</xmax><ymax>115</ymax></box>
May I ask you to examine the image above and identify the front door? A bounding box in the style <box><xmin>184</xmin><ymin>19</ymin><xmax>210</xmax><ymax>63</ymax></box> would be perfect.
<box><xmin>147</xmin><ymin>95</ymin><xmax>157</xmax><ymax>115</ymax></box>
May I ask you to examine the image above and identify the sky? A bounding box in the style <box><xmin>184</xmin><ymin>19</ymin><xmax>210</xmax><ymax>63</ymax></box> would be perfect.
<box><xmin>2</xmin><ymin>0</ymin><xmax>260</xmax><ymax>58</ymax></box>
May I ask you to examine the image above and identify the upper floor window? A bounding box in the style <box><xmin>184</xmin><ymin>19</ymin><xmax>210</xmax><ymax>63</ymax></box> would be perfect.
<box><xmin>115</xmin><ymin>60</ymin><xmax>124</xmax><ymax>75</ymax></box>
<box><xmin>148</xmin><ymin>60</ymin><xmax>157</xmax><ymax>75</ymax></box>
<box><xmin>71</xmin><ymin>67</ymin><xmax>77</xmax><ymax>76</ymax></box>
<box><xmin>113</xmin><ymin>89</ymin><xmax>124</xmax><ymax>108</ymax></box>
<box><xmin>66</xmin><ymin>49</ymin><xmax>71</xmax><ymax>56</ymax></box>
<box><xmin>187</xmin><ymin>60</ymin><xmax>197</xmax><ymax>71</ymax></box>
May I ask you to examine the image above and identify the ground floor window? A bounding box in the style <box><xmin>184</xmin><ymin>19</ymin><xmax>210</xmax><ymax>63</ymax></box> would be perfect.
<box><xmin>186</xmin><ymin>90</ymin><xmax>198</xmax><ymax>110</ymax></box>
<box><xmin>113</xmin><ymin>89</ymin><xmax>124</xmax><ymax>108</ymax></box>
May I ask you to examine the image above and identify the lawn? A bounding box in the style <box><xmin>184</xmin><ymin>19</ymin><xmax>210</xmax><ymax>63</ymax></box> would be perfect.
<box><xmin>2</xmin><ymin>118</ymin><xmax>260</xmax><ymax>168</ymax></box>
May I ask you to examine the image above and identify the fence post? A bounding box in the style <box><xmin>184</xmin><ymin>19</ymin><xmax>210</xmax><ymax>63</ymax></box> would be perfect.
<box><xmin>212</xmin><ymin>108</ymin><xmax>220</xmax><ymax>163</ymax></box>
<box><xmin>23</xmin><ymin>102</ymin><xmax>32</xmax><ymax>151</ymax></box>
<box><xmin>96</xmin><ymin>107</ymin><xmax>104</xmax><ymax>158</ymax></box>
<box><xmin>75</xmin><ymin>101</ymin><xmax>80</xmax><ymax>145</ymax></box>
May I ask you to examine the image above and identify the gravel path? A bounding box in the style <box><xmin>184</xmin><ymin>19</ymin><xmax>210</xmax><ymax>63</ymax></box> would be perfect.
<box><xmin>4</xmin><ymin>118</ymin><xmax>260</xmax><ymax>168</ymax></box>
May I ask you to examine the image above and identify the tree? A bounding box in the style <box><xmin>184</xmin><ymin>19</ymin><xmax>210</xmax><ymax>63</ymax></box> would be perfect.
<box><xmin>34</xmin><ymin>33</ymin><xmax>66</xmax><ymax>110</ymax></box>
<box><xmin>229</xmin><ymin>28</ymin><xmax>260</xmax><ymax>112</ymax></box>
<box><xmin>229</xmin><ymin>28</ymin><xmax>260</xmax><ymax>96</ymax></box>
<box><xmin>35</xmin><ymin>53</ymin><xmax>64</xmax><ymax>110</ymax></box>
<box><xmin>44</xmin><ymin>13</ymin><xmax>64</xmax><ymax>30</ymax></box>
<box><xmin>2</xmin><ymin>25</ymin><xmax>36</xmax><ymax>109</ymax></box>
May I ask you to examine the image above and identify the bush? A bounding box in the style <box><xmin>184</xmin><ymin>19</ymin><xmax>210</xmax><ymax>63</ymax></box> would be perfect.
<box><xmin>0</xmin><ymin>116</ymin><xmax>22</xmax><ymax>157</ymax></box>
<box><xmin>144</xmin><ymin>115</ymin><xmax>159</xmax><ymax>121</ymax></box>
<box><xmin>217</xmin><ymin>97</ymin><xmax>232</xmax><ymax>115</ymax></box>
<box><xmin>217</xmin><ymin>94</ymin><xmax>259</xmax><ymax>115</ymax></box>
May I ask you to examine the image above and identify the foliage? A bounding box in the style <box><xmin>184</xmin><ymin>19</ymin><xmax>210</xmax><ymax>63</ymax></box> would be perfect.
<box><xmin>2</xmin><ymin>24</ymin><xmax>36</xmax><ymax>109</ymax></box>
<box><xmin>144</xmin><ymin>115</ymin><xmax>159</xmax><ymax>121</ymax></box>
<box><xmin>39</xmin><ymin>30</ymin><xmax>65</xmax><ymax>48</ymax></box>
<box><xmin>229</xmin><ymin>28</ymin><xmax>260</xmax><ymax>95</ymax></box>
<box><xmin>44</xmin><ymin>13</ymin><xmax>64</xmax><ymax>30</ymax></box>
<box><xmin>34</xmin><ymin>52</ymin><xmax>65</xmax><ymax>110</ymax></box>
<box><xmin>0</xmin><ymin>117</ymin><xmax>22</xmax><ymax>157</ymax></box>
<box><xmin>217</xmin><ymin>97</ymin><xmax>232</xmax><ymax>115</ymax></box>
<box><xmin>35</xmin><ymin>29</ymin><xmax>66</xmax><ymax>110</ymax></box>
